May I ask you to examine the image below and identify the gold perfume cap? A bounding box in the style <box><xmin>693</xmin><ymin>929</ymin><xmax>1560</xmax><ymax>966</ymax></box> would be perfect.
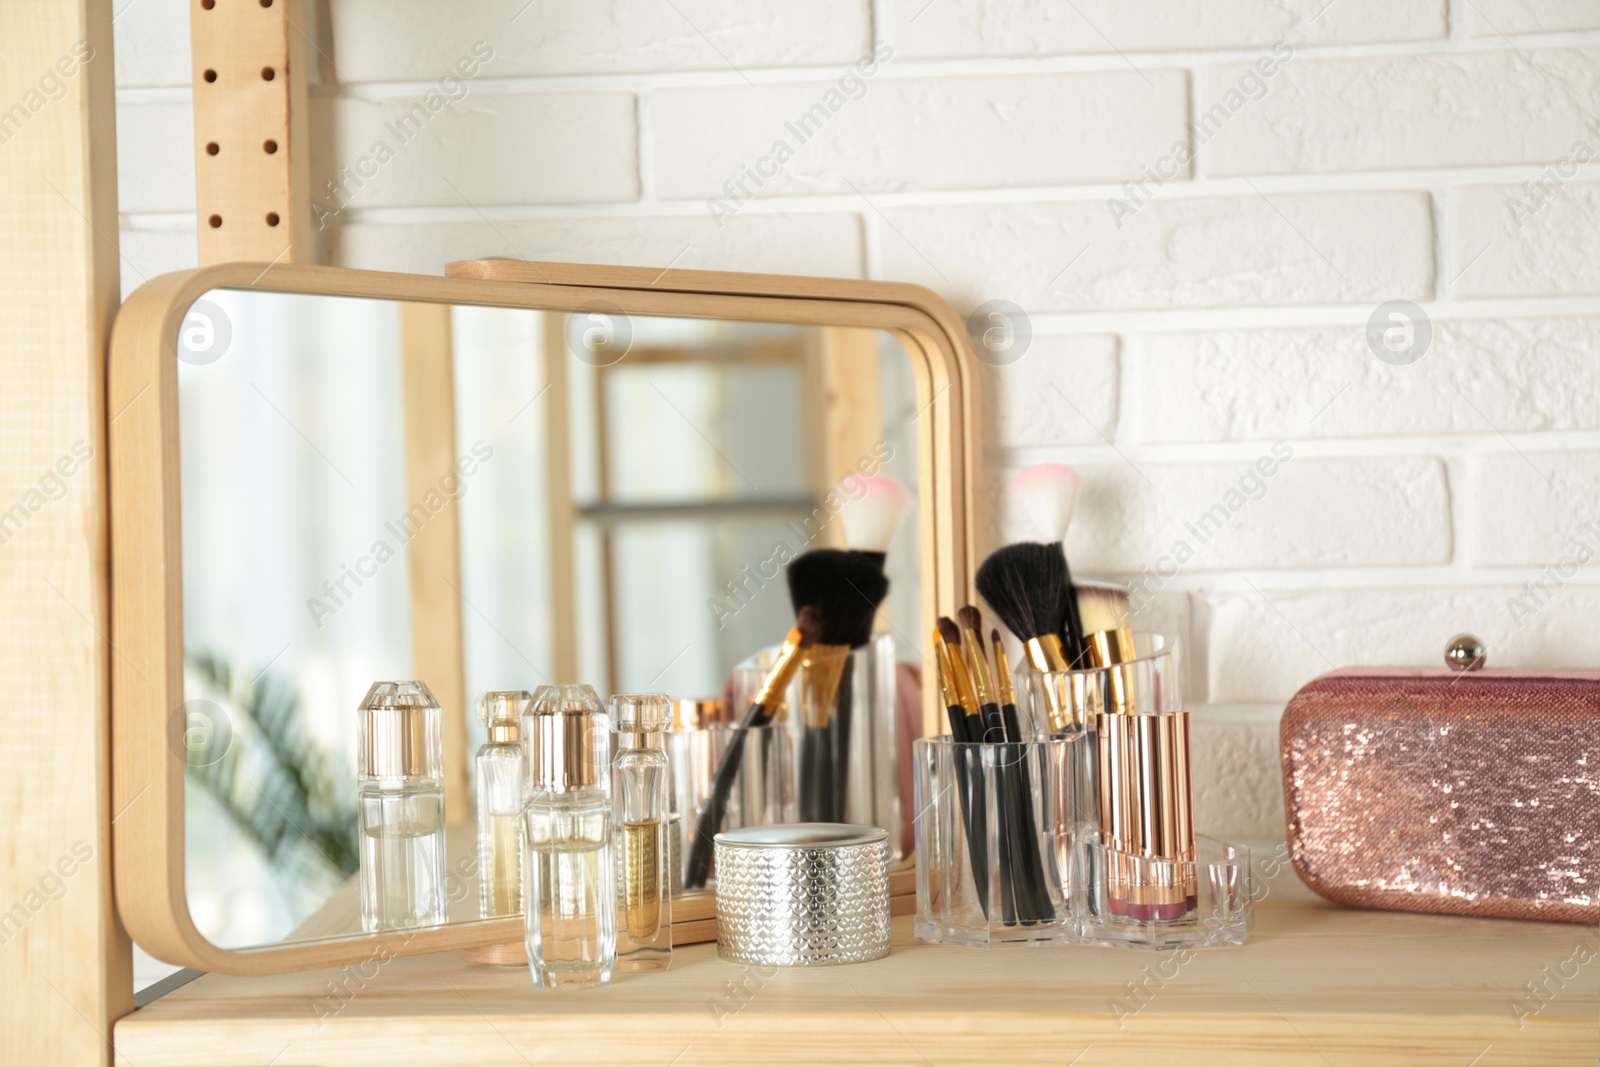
<box><xmin>671</xmin><ymin>697</ymin><xmax>724</xmax><ymax>730</ymax></box>
<box><xmin>526</xmin><ymin>684</ymin><xmax>609</xmax><ymax>793</ymax></box>
<box><xmin>477</xmin><ymin>690</ymin><xmax>529</xmax><ymax>744</ymax></box>
<box><xmin>359</xmin><ymin>681</ymin><xmax>443</xmax><ymax>781</ymax></box>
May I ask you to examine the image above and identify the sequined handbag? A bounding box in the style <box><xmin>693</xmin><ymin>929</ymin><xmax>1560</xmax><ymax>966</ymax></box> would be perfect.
<box><xmin>1280</xmin><ymin>637</ymin><xmax>1600</xmax><ymax>924</ymax></box>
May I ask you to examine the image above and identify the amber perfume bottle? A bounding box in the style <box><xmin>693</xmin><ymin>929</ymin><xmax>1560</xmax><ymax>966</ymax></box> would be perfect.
<box><xmin>610</xmin><ymin>694</ymin><xmax>673</xmax><ymax>971</ymax></box>
<box><xmin>358</xmin><ymin>681</ymin><xmax>448</xmax><ymax>932</ymax></box>
<box><xmin>476</xmin><ymin>690</ymin><xmax>529</xmax><ymax>918</ymax></box>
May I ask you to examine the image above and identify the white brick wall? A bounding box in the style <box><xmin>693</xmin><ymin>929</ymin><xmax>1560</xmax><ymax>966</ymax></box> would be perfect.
<box><xmin>113</xmin><ymin>1</ymin><xmax>1600</xmax><ymax>844</ymax></box>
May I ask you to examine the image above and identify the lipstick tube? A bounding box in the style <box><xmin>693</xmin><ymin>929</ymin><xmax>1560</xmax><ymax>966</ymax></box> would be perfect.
<box><xmin>1085</xmin><ymin>632</ymin><xmax>1196</xmax><ymax>921</ymax></box>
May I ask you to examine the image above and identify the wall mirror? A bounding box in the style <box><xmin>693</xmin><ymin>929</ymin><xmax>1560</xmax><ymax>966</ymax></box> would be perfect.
<box><xmin>110</xmin><ymin>261</ymin><xmax>978</xmax><ymax>974</ymax></box>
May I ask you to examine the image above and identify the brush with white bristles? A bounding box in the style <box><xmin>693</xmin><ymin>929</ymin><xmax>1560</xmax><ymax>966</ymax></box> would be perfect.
<box><xmin>1004</xmin><ymin>464</ymin><xmax>1085</xmax><ymax>657</ymax></box>
<box><xmin>839</xmin><ymin>474</ymin><xmax>913</xmax><ymax>569</ymax></box>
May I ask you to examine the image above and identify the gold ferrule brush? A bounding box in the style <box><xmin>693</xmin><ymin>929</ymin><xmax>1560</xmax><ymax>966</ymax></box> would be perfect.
<box><xmin>798</xmin><ymin>645</ymin><xmax>849</xmax><ymax>729</ymax></box>
<box><xmin>943</xmin><ymin>637</ymin><xmax>982</xmax><ymax>732</ymax></box>
<box><xmin>752</xmin><ymin>626</ymin><xmax>811</xmax><ymax>713</ymax></box>
<box><xmin>1084</xmin><ymin>627</ymin><xmax>1139</xmax><ymax>713</ymax></box>
<box><xmin>990</xmin><ymin>632</ymin><xmax>1017</xmax><ymax>709</ymax></box>
<box><xmin>933</xmin><ymin>631</ymin><xmax>965</xmax><ymax>721</ymax></box>
<box><xmin>961</xmin><ymin>631</ymin><xmax>997</xmax><ymax>711</ymax></box>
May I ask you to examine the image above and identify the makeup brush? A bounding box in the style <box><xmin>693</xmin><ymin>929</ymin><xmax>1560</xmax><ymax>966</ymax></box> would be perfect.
<box><xmin>834</xmin><ymin>478</ymin><xmax>909</xmax><ymax>820</ymax></box>
<box><xmin>960</xmin><ymin>604</ymin><xmax>1051</xmax><ymax>923</ymax></box>
<box><xmin>684</xmin><ymin>609</ymin><xmax>819</xmax><ymax>889</ymax></box>
<box><xmin>839</xmin><ymin>474</ymin><xmax>913</xmax><ymax>569</ymax></box>
<box><xmin>1076</xmin><ymin>580</ymin><xmax>1134</xmax><ymax>666</ymax></box>
<box><xmin>1008</xmin><ymin>464</ymin><xmax>1086</xmax><ymax>655</ymax></box>
<box><xmin>787</xmin><ymin>548</ymin><xmax>890</xmax><ymax>822</ymax></box>
<box><xmin>934</xmin><ymin>627</ymin><xmax>989</xmax><ymax>917</ymax></box>
<box><xmin>976</xmin><ymin>543</ymin><xmax>1079</xmax><ymax>739</ymax></box>
<box><xmin>939</xmin><ymin>615</ymin><xmax>1015</xmax><ymax>924</ymax></box>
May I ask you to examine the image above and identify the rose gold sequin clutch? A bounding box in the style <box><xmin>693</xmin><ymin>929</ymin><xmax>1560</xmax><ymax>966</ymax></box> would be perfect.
<box><xmin>1281</xmin><ymin>666</ymin><xmax>1600</xmax><ymax>924</ymax></box>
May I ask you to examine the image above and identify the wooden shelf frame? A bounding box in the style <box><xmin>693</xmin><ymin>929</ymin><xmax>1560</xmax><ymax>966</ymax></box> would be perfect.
<box><xmin>109</xmin><ymin>260</ymin><xmax>980</xmax><ymax>977</ymax></box>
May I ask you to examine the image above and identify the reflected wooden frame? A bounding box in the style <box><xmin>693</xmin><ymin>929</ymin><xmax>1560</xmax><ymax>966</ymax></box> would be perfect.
<box><xmin>109</xmin><ymin>259</ymin><xmax>980</xmax><ymax>975</ymax></box>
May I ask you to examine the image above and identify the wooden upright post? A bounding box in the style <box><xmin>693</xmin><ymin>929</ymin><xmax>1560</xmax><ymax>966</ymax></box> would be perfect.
<box><xmin>0</xmin><ymin>1</ymin><xmax>130</xmax><ymax>1063</ymax></box>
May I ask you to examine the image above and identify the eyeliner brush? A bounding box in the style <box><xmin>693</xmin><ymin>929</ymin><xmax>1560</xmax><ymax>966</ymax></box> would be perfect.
<box><xmin>940</xmin><ymin>614</ymin><xmax>1018</xmax><ymax>926</ymax></box>
<box><xmin>962</xmin><ymin>605</ymin><xmax>1050</xmax><ymax>924</ymax></box>
<box><xmin>934</xmin><ymin>628</ymin><xmax>988</xmax><ymax>917</ymax></box>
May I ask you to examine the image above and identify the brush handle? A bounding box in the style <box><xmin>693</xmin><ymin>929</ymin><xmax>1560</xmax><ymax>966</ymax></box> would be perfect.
<box><xmin>829</xmin><ymin>663</ymin><xmax>855</xmax><ymax>822</ymax></box>
<box><xmin>1001</xmin><ymin>701</ymin><xmax>1057</xmax><ymax>923</ymax></box>
<box><xmin>1060</xmin><ymin>558</ymin><xmax>1086</xmax><ymax>665</ymax></box>
<box><xmin>945</xmin><ymin>704</ymin><xmax>990</xmax><ymax>918</ymax></box>
<box><xmin>684</xmin><ymin>701</ymin><xmax>769</xmax><ymax>889</ymax></box>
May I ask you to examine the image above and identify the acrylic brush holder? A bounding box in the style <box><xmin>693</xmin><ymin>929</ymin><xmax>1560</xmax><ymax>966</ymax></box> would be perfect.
<box><xmin>913</xmin><ymin>736</ymin><xmax>1082</xmax><ymax>947</ymax></box>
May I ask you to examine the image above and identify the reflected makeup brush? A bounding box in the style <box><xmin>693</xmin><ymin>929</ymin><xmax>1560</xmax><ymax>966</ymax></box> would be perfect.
<box><xmin>1009</xmin><ymin>464</ymin><xmax>1085</xmax><ymax>657</ymax></box>
<box><xmin>838</xmin><ymin>474</ymin><xmax>913</xmax><ymax>570</ymax></box>
<box><xmin>684</xmin><ymin>609</ymin><xmax>819</xmax><ymax>889</ymax></box>
<box><xmin>786</xmin><ymin>549</ymin><xmax>889</xmax><ymax>823</ymax></box>
<box><xmin>835</xmin><ymin>475</ymin><xmax>911</xmax><ymax>821</ymax></box>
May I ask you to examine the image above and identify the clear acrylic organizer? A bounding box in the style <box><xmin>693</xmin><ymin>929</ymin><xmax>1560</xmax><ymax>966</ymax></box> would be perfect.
<box><xmin>916</xmin><ymin>632</ymin><xmax>1253</xmax><ymax>950</ymax></box>
<box><xmin>913</xmin><ymin>736</ymin><xmax>1081</xmax><ymax>946</ymax></box>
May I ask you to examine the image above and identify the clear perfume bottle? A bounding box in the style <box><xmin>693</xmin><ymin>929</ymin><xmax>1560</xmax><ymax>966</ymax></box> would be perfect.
<box><xmin>476</xmin><ymin>690</ymin><xmax>529</xmax><ymax>918</ymax></box>
<box><xmin>358</xmin><ymin>681</ymin><xmax>448</xmax><ymax>932</ymax></box>
<box><xmin>522</xmin><ymin>684</ymin><xmax>615</xmax><ymax>990</ymax></box>
<box><xmin>610</xmin><ymin>694</ymin><xmax>673</xmax><ymax>972</ymax></box>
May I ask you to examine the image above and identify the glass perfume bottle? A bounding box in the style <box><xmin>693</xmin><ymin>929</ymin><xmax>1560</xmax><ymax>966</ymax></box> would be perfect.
<box><xmin>522</xmin><ymin>684</ymin><xmax>615</xmax><ymax>989</ymax></box>
<box><xmin>611</xmin><ymin>693</ymin><xmax>673</xmax><ymax>972</ymax></box>
<box><xmin>358</xmin><ymin>681</ymin><xmax>448</xmax><ymax>932</ymax></box>
<box><xmin>476</xmin><ymin>690</ymin><xmax>529</xmax><ymax>919</ymax></box>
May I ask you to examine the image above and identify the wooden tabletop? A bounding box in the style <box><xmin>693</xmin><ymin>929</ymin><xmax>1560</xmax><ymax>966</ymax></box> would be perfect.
<box><xmin>117</xmin><ymin>887</ymin><xmax>1598</xmax><ymax>1066</ymax></box>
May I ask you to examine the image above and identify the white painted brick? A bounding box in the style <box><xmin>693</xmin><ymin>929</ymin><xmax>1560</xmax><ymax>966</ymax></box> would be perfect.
<box><xmin>113</xmin><ymin>0</ymin><xmax>190</xmax><ymax>88</ymax></box>
<box><xmin>1467</xmin><ymin>0</ymin><xmax>1600</xmax><ymax>35</ymax></box>
<box><xmin>326</xmin><ymin>0</ymin><xmax>870</xmax><ymax>81</ymax></box>
<box><xmin>116</xmin><ymin>102</ymin><xmax>194</xmax><ymax>214</ymax></box>
<box><xmin>1470</xmin><ymin>451</ymin><xmax>1600</xmax><ymax>567</ymax></box>
<box><xmin>317</xmin><ymin>93</ymin><xmax>637</xmax><ymax>212</ymax></box>
<box><xmin>335</xmin><ymin>214</ymin><xmax>864</xmax><ymax>278</ymax></box>
<box><xmin>118</xmin><ymin>229</ymin><xmax>198</xmax><ymax>301</ymax></box>
<box><xmin>1130</xmin><ymin>316</ymin><xmax>1600</xmax><ymax>444</ymax></box>
<box><xmin>1205</xmin><ymin>48</ymin><xmax>1600</xmax><ymax>175</ymax></box>
<box><xmin>883</xmin><ymin>0</ymin><xmax>1445</xmax><ymax>60</ymax></box>
<box><xmin>1190</xmin><ymin>717</ymin><xmax>1285</xmax><ymax>840</ymax></box>
<box><xmin>652</xmin><ymin>70</ymin><xmax>1190</xmax><ymax>199</ymax></box>
<box><xmin>986</xmin><ymin>454</ymin><xmax>1450</xmax><ymax>575</ymax></box>
<box><xmin>1206</xmin><ymin>585</ymin><xmax>1600</xmax><ymax>704</ymax></box>
<box><xmin>981</xmin><ymin>334</ymin><xmax>1118</xmax><ymax>449</ymax></box>
<box><xmin>879</xmin><ymin>192</ymin><xmax>1433</xmax><ymax>313</ymax></box>
<box><xmin>1451</xmin><ymin>181</ymin><xmax>1600</xmax><ymax>299</ymax></box>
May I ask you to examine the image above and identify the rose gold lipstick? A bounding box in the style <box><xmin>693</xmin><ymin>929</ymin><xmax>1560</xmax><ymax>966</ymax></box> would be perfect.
<box><xmin>1086</xmin><ymin>626</ymin><xmax>1197</xmax><ymax>922</ymax></box>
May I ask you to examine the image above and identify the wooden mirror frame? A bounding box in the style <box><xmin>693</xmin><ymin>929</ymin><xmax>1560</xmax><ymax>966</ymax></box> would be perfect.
<box><xmin>109</xmin><ymin>259</ymin><xmax>980</xmax><ymax>975</ymax></box>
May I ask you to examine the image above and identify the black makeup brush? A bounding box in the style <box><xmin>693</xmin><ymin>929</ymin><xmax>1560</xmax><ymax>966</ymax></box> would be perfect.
<box><xmin>835</xmin><ymin>475</ymin><xmax>912</xmax><ymax>822</ymax></box>
<box><xmin>934</xmin><ymin>626</ymin><xmax>988</xmax><ymax>916</ymax></box>
<box><xmin>958</xmin><ymin>605</ymin><xmax>1051</xmax><ymax>924</ymax></box>
<box><xmin>684</xmin><ymin>609</ymin><xmax>819</xmax><ymax>889</ymax></box>
<box><xmin>787</xmin><ymin>548</ymin><xmax>889</xmax><ymax>823</ymax></box>
<box><xmin>939</xmin><ymin>615</ymin><xmax>1014</xmax><ymax>924</ymax></box>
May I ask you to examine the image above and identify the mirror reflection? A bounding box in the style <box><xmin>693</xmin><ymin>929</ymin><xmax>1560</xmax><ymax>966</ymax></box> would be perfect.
<box><xmin>176</xmin><ymin>288</ymin><xmax>923</xmax><ymax>950</ymax></box>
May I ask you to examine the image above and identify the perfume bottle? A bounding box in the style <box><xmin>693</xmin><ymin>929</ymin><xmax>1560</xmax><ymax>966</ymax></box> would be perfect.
<box><xmin>476</xmin><ymin>690</ymin><xmax>529</xmax><ymax>918</ymax></box>
<box><xmin>610</xmin><ymin>694</ymin><xmax>673</xmax><ymax>972</ymax></box>
<box><xmin>358</xmin><ymin>681</ymin><xmax>448</xmax><ymax>932</ymax></box>
<box><xmin>522</xmin><ymin>684</ymin><xmax>615</xmax><ymax>989</ymax></box>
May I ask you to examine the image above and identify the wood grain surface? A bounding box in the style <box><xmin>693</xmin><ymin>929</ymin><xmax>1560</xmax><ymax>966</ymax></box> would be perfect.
<box><xmin>116</xmin><ymin>895</ymin><xmax>1599</xmax><ymax>1066</ymax></box>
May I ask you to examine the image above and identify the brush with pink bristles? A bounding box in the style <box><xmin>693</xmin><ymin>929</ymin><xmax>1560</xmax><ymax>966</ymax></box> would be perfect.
<box><xmin>1004</xmin><ymin>464</ymin><xmax>1085</xmax><ymax>658</ymax></box>
<box><xmin>839</xmin><ymin>473</ymin><xmax>913</xmax><ymax>569</ymax></box>
<box><xmin>813</xmin><ymin>473</ymin><xmax>912</xmax><ymax>821</ymax></box>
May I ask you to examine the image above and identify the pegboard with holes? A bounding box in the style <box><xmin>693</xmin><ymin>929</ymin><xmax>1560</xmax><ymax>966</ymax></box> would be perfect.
<box><xmin>189</xmin><ymin>0</ymin><xmax>309</xmax><ymax>264</ymax></box>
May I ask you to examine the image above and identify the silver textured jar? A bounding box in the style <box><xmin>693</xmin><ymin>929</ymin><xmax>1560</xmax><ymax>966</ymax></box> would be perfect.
<box><xmin>713</xmin><ymin>823</ymin><xmax>891</xmax><ymax>967</ymax></box>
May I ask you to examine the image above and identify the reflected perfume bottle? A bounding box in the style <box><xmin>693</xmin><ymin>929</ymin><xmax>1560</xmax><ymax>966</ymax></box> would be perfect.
<box><xmin>611</xmin><ymin>694</ymin><xmax>673</xmax><ymax>972</ymax></box>
<box><xmin>476</xmin><ymin>690</ymin><xmax>529</xmax><ymax>919</ymax></box>
<box><xmin>358</xmin><ymin>681</ymin><xmax>448</xmax><ymax>932</ymax></box>
<box><xmin>522</xmin><ymin>684</ymin><xmax>615</xmax><ymax>990</ymax></box>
